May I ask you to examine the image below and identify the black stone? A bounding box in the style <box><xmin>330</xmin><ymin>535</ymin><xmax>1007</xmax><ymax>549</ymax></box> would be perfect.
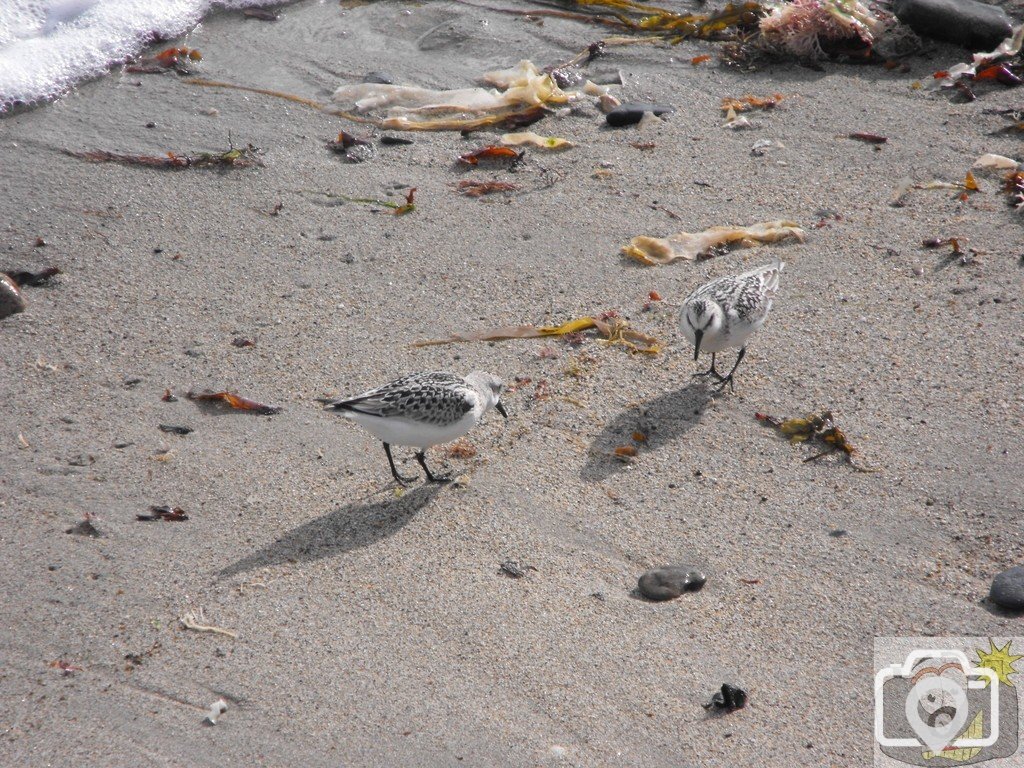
<box><xmin>637</xmin><ymin>565</ymin><xmax>706</xmax><ymax>600</ymax></box>
<box><xmin>989</xmin><ymin>565</ymin><xmax>1024</xmax><ymax>611</ymax></box>
<box><xmin>380</xmin><ymin>135</ymin><xmax>414</xmax><ymax>146</ymax></box>
<box><xmin>158</xmin><ymin>424</ymin><xmax>193</xmax><ymax>435</ymax></box>
<box><xmin>362</xmin><ymin>71</ymin><xmax>395</xmax><ymax>85</ymax></box>
<box><xmin>703</xmin><ymin>683</ymin><xmax>748</xmax><ymax>712</ymax></box>
<box><xmin>892</xmin><ymin>0</ymin><xmax>1012</xmax><ymax>50</ymax></box>
<box><xmin>606</xmin><ymin>103</ymin><xmax>675</xmax><ymax>128</ymax></box>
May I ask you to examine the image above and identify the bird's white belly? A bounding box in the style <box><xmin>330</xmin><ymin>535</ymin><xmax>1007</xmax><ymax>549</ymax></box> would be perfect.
<box><xmin>703</xmin><ymin>319</ymin><xmax>764</xmax><ymax>353</ymax></box>
<box><xmin>344</xmin><ymin>410</ymin><xmax>477</xmax><ymax>448</ymax></box>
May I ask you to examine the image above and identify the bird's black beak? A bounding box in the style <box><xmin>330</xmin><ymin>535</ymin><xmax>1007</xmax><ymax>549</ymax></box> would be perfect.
<box><xmin>496</xmin><ymin>401</ymin><xmax>508</xmax><ymax>419</ymax></box>
<box><xmin>693</xmin><ymin>329</ymin><xmax>703</xmax><ymax>361</ymax></box>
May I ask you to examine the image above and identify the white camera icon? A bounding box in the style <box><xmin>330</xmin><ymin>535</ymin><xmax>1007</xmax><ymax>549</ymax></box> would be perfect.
<box><xmin>875</xmin><ymin>649</ymin><xmax>999</xmax><ymax>753</ymax></box>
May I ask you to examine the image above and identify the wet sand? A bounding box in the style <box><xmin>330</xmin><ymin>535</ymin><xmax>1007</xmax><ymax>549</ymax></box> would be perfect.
<box><xmin>1</xmin><ymin>2</ymin><xmax>1022</xmax><ymax>765</ymax></box>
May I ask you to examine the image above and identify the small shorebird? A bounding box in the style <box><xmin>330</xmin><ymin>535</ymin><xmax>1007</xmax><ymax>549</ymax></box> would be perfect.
<box><xmin>680</xmin><ymin>259</ymin><xmax>784</xmax><ymax>389</ymax></box>
<box><xmin>325</xmin><ymin>371</ymin><xmax>507</xmax><ymax>485</ymax></box>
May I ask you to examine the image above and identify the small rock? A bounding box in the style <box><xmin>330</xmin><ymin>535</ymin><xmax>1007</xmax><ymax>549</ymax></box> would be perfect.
<box><xmin>828</xmin><ymin>529</ymin><xmax>848</xmax><ymax>538</ymax></box>
<box><xmin>989</xmin><ymin>566</ymin><xmax>1024</xmax><ymax>611</ymax></box>
<box><xmin>204</xmin><ymin>698</ymin><xmax>228</xmax><ymax>725</ymax></box>
<box><xmin>380</xmin><ymin>135</ymin><xmax>414</xmax><ymax>146</ymax></box>
<box><xmin>67</xmin><ymin>454</ymin><xmax>95</xmax><ymax>467</ymax></box>
<box><xmin>362</xmin><ymin>71</ymin><xmax>395</xmax><ymax>85</ymax></box>
<box><xmin>551</xmin><ymin>66</ymin><xmax>584</xmax><ymax>89</ymax></box>
<box><xmin>638</xmin><ymin>565</ymin><xmax>706</xmax><ymax>600</ymax></box>
<box><xmin>158</xmin><ymin>424</ymin><xmax>193</xmax><ymax>435</ymax></box>
<box><xmin>892</xmin><ymin>0</ymin><xmax>1012</xmax><ymax>50</ymax></box>
<box><xmin>606</xmin><ymin>102</ymin><xmax>675</xmax><ymax>128</ymax></box>
<box><xmin>344</xmin><ymin>143</ymin><xmax>375</xmax><ymax>164</ymax></box>
<box><xmin>598</xmin><ymin>93</ymin><xmax>621</xmax><ymax>114</ymax></box>
<box><xmin>0</xmin><ymin>274</ymin><xmax>27</xmax><ymax>319</ymax></box>
<box><xmin>703</xmin><ymin>683</ymin><xmax>747</xmax><ymax>712</ymax></box>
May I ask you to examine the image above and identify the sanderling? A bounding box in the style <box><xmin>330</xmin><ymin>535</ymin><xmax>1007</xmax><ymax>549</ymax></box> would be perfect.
<box><xmin>680</xmin><ymin>259</ymin><xmax>784</xmax><ymax>389</ymax></box>
<box><xmin>325</xmin><ymin>371</ymin><xmax>507</xmax><ymax>485</ymax></box>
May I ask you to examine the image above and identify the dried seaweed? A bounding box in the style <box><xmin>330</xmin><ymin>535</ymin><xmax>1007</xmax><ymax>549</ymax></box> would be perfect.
<box><xmin>936</xmin><ymin>25</ymin><xmax>1024</xmax><ymax>92</ymax></box>
<box><xmin>849</xmin><ymin>132</ymin><xmax>887</xmax><ymax>144</ymax></box>
<box><xmin>189</xmin><ymin>77</ymin><xmax>552</xmax><ymax>132</ymax></box>
<box><xmin>137</xmin><ymin>505</ymin><xmax>189</xmax><ymax>522</ymax></box>
<box><xmin>306</xmin><ymin>188</ymin><xmax>416</xmax><ymax>215</ymax></box>
<box><xmin>186</xmin><ymin>390</ymin><xmax>282</xmax><ymax>415</ymax></box>
<box><xmin>500</xmin><ymin>131</ymin><xmax>574</xmax><ymax>149</ymax></box>
<box><xmin>583</xmin><ymin>1</ymin><xmax>765</xmax><ymax>40</ymax></box>
<box><xmin>179</xmin><ymin>609</ymin><xmax>237</xmax><ymax>638</ymax></box>
<box><xmin>326</xmin><ymin>131</ymin><xmax>370</xmax><ymax>153</ymax></box>
<box><xmin>458</xmin><ymin>145</ymin><xmax>524</xmax><ymax>166</ymax></box>
<box><xmin>413</xmin><ymin>314</ymin><xmax>660</xmax><ymax>354</ymax></box>
<box><xmin>457</xmin><ymin>180</ymin><xmax>519</xmax><ymax>197</ymax></box>
<box><xmin>623</xmin><ymin>220</ymin><xmax>805</xmax><ymax>265</ymax></box>
<box><xmin>756</xmin><ymin>410</ymin><xmax>875</xmax><ymax>471</ymax></box>
<box><xmin>66</xmin><ymin>145</ymin><xmax>261</xmax><ymax>170</ymax></box>
<box><xmin>126</xmin><ymin>46</ymin><xmax>202</xmax><ymax>75</ymax></box>
<box><xmin>720</xmin><ymin>93</ymin><xmax>783</xmax><ymax>112</ymax></box>
<box><xmin>757</xmin><ymin>0</ymin><xmax>887</xmax><ymax>60</ymax></box>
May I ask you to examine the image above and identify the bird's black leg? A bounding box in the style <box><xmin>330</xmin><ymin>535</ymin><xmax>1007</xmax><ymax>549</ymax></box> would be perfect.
<box><xmin>692</xmin><ymin>353</ymin><xmax>723</xmax><ymax>381</ymax></box>
<box><xmin>415</xmin><ymin>450</ymin><xmax>451</xmax><ymax>484</ymax></box>
<box><xmin>383</xmin><ymin>443</ymin><xmax>418</xmax><ymax>485</ymax></box>
<box><xmin>715</xmin><ymin>347</ymin><xmax>747</xmax><ymax>392</ymax></box>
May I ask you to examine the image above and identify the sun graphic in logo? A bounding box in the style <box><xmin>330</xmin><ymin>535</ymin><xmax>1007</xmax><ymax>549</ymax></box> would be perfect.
<box><xmin>975</xmin><ymin>639</ymin><xmax>1023</xmax><ymax>688</ymax></box>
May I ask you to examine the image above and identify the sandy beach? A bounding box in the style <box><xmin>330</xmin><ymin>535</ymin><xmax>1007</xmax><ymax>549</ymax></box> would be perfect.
<box><xmin>1</xmin><ymin>1</ymin><xmax>1023</xmax><ymax>765</ymax></box>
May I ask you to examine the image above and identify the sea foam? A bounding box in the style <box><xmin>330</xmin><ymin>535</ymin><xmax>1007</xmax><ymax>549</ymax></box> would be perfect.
<box><xmin>0</xmin><ymin>0</ymin><xmax>279</xmax><ymax>113</ymax></box>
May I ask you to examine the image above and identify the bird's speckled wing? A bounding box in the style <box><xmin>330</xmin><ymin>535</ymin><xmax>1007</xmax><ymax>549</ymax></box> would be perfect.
<box><xmin>687</xmin><ymin>261</ymin><xmax>781</xmax><ymax>323</ymax></box>
<box><xmin>330</xmin><ymin>372</ymin><xmax>476</xmax><ymax>426</ymax></box>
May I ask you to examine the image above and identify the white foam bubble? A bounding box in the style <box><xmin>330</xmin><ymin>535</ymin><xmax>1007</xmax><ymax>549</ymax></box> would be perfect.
<box><xmin>0</xmin><ymin>0</ymin><xmax>281</xmax><ymax>113</ymax></box>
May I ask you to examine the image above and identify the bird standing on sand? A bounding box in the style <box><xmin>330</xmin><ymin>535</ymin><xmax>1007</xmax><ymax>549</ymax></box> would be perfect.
<box><xmin>680</xmin><ymin>259</ymin><xmax>784</xmax><ymax>389</ymax></box>
<box><xmin>325</xmin><ymin>371</ymin><xmax>507</xmax><ymax>485</ymax></box>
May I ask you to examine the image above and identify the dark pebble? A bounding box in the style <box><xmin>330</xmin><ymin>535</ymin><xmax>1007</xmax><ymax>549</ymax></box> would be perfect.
<box><xmin>362</xmin><ymin>71</ymin><xmax>395</xmax><ymax>85</ymax></box>
<box><xmin>828</xmin><ymin>529</ymin><xmax>848</xmax><ymax>538</ymax></box>
<box><xmin>638</xmin><ymin>565</ymin><xmax>706</xmax><ymax>600</ymax></box>
<box><xmin>606</xmin><ymin>103</ymin><xmax>675</xmax><ymax>128</ymax></box>
<box><xmin>158</xmin><ymin>424</ymin><xmax>193</xmax><ymax>435</ymax></box>
<box><xmin>550</xmin><ymin>66</ymin><xmax>584</xmax><ymax>89</ymax></box>
<box><xmin>380</xmin><ymin>135</ymin><xmax>414</xmax><ymax>146</ymax></box>
<box><xmin>703</xmin><ymin>683</ymin><xmax>747</xmax><ymax>712</ymax></box>
<box><xmin>0</xmin><ymin>274</ymin><xmax>27</xmax><ymax>319</ymax></box>
<box><xmin>989</xmin><ymin>566</ymin><xmax>1024</xmax><ymax>611</ymax></box>
<box><xmin>892</xmin><ymin>0</ymin><xmax>1012</xmax><ymax>50</ymax></box>
<box><xmin>66</xmin><ymin>519</ymin><xmax>102</xmax><ymax>538</ymax></box>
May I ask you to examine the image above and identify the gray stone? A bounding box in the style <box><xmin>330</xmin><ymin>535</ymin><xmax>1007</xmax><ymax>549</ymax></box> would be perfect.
<box><xmin>0</xmin><ymin>274</ymin><xmax>27</xmax><ymax>319</ymax></box>
<box><xmin>638</xmin><ymin>565</ymin><xmax>706</xmax><ymax>601</ymax></box>
<box><xmin>892</xmin><ymin>0</ymin><xmax>1012</xmax><ymax>50</ymax></box>
<box><xmin>990</xmin><ymin>565</ymin><xmax>1024</xmax><ymax>611</ymax></box>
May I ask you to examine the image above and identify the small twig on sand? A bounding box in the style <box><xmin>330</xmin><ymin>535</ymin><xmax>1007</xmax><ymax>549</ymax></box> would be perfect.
<box><xmin>179</xmin><ymin>609</ymin><xmax>237</xmax><ymax>638</ymax></box>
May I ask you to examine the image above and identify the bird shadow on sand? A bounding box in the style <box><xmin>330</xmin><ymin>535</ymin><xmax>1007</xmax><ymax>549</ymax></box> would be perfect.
<box><xmin>581</xmin><ymin>381</ymin><xmax>713</xmax><ymax>482</ymax></box>
<box><xmin>218</xmin><ymin>484</ymin><xmax>443</xmax><ymax>579</ymax></box>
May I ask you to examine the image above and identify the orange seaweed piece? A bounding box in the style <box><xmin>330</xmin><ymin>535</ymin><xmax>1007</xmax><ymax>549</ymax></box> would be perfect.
<box><xmin>458</xmin><ymin>146</ymin><xmax>523</xmax><ymax>166</ymax></box>
<box><xmin>186</xmin><ymin>390</ymin><xmax>281</xmax><ymax>414</ymax></box>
